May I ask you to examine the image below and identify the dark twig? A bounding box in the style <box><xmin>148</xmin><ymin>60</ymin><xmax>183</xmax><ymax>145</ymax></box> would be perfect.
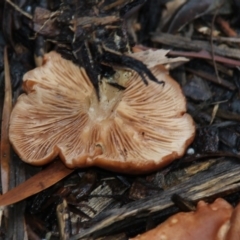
<box><xmin>210</xmin><ymin>4</ymin><xmax>223</xmax><ymax>84</ymax></box>
<box><xmin>6</xmin><ymin>0</ymin><xmax>32</xmax><ymax>19</ymax></box>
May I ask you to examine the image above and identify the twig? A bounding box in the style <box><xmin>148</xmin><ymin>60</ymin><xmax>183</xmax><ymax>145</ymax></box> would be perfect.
<box><xmin>6</xmin><ymin>0</ymin><xmax>32</xmax><ymax>19</ymax></box>
<box><xmin>103</xmin><ymin>0</ymin><xmax>129</xmax><ymax>11</ymax></box>
<box><xmin>185</xmin><ymin>68</ymin><xmax>236</xmax><ymax>91</ymax></box>
<box><xmin>216</xmin><ymin>16</ymin><xmax>238</xmax><ymax>37</ymax></box>
<box><xmin>210</xmin><ymin>5</ymin><xmax>221</xmax><ymax>83</ymax></box>
<box><xmin>152</xmin><ymin>33</ymin><xmax>240</xmax><ymax>60</ymax></box>
<box><xmin>168</xmin><ymin>49</ymin><xmax>240</xmax><ymax>67</ymax></box>
<box><xmin>212</xmin><ymin>36</ymin><xmax>240</xmax><ymax>43</ymax></box>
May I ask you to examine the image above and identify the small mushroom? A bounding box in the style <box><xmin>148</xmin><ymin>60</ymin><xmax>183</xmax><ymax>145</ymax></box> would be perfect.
<box><xmin>131</xmin><ymin>198</ymin><xmax>234</xmax><ymax>240</ymax></box>
<box><xmin>9</xmin><ymin>51</ymin><xmax>195</xmax><ymax>174</ymax></box>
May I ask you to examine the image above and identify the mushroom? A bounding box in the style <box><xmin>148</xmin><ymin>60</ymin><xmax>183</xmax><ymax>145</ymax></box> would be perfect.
<box><xmin>9</xmin><ymin>51</ymin><xmax>195</xmax><ymax>174</ymax></box>
<box><xmin>130</xmin><ymin>198</ymin><xmax>234</xmax><ymax>240</ymax></box>
<box><xmin>224</xmin><ymin>201</ymin><xmax>240</xmax><ymax>239</ymax></box>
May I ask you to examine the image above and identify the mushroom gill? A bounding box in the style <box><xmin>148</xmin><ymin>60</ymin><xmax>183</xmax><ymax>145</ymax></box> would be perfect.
<box><xmin>9</xmin><ymin>51</ymin><xmax>195</xmax><ymax>174</ymax></box>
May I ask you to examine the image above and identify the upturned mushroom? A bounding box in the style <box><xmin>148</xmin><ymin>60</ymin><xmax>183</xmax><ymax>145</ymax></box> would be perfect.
<box><xmin>9</xmin><ymin>51</ymin><xmax>195</xmax><ymax>174</ymax></box>
<box><xmin>130</xmin><ymin>198</ymin><xmax>235</xmax><ymax>240</ymax></box>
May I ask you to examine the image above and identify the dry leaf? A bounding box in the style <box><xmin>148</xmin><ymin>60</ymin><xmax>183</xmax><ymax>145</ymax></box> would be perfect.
<box><xmin>0</xmin><ymin>161</ymin><xmax>73</xmax><ymax>207</ymax></box>
<box><xmin>129</xmin><ymin>49</ymin><xmax>188</xmax><ymax>69</ymax></box>
<box><xmin>159</xmin><ymin>0</ymin><xmax>187</xmax><ymax>30</ymax></box>
<box><xmin>1</xmin><ymin>47</ymin><xmax>12</xmax><ymax>194</ymax></box>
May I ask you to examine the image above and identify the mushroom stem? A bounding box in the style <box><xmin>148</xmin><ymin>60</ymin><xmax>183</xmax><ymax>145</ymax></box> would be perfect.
<box><xmin>90</xmin><ymin>70</ymin><xmax>132</xmax><ymax>121</ymax></box>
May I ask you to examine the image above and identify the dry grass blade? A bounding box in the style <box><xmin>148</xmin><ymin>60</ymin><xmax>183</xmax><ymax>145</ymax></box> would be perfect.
<box><xmin>0</xmin><ymin>161</ymin><xmax>73</xmax><ymax>207</ymax></box>
<box><xmin>1</xmin><ymin>47</ymin><xmax>12</xmax><ymax>194</ymax></box>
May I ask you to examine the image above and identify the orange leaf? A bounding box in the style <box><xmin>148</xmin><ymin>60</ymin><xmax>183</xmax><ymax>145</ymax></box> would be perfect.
<box><xmin>0</xmin><ymin>161</ymin><xmax>73</xmax><ymax>206</ymax></box>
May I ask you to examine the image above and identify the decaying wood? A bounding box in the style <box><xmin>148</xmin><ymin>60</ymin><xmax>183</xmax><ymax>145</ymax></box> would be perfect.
<box><xmin>71</xmin><ymin>159</ymin><xmax>240</xmax><ymax>239</ymax></box>
<box><xmin>152</xmin><ymin>32</ymin><xmax>240</xmax><ymax>60</ymax></box>
<box><xmin>1</xmin><ymin>66</ymin><xmax>29</xmax><ymax>238</ymax></box>
<box><xmin>186</xmin><ymin>68</ymin><xmax>236</xmax><ymax>91</ymax></box>
<box><xmin>6</xmin><ymin>200</ymin><xmax>28</xmax><ymax>240</ymax></box>
<box><xmin>93</xmin><ymin>233</ymin><xmax>127</xmax><ymax>240</ymax></box>
<box><xmin>215</xmin><ymin>109</ymin><xmax>240</xmax><ymax>122</ymax></box>
<box><xmin>57</xmin><ymin>199</ymin><xmax>71</xmax><ymax>240</ymax></box>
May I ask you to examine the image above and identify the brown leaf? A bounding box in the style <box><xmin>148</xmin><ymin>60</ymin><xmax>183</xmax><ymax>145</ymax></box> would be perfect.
<box><xmin>1</xmin><ymin>47</ymin><xmax>12</xmax><ymax>194</ymax></box>
<box><xmin>0</xmin><ymin>161</ymin><xmax>73</xmax><ymax>207</ymax></box>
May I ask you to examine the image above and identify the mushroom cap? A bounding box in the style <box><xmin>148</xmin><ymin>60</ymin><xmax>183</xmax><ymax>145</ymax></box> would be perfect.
<box><xmin>9</xmin><ymin>51</ymin><xmax>195</xmax><ymax>174</ymax></box>
<box><xmin>224</xmin><ymin>201</ymin><xmax>240</xmax><ymax>239</ymax></box>
<box><xmin>131</xmin><ymin>198</ymin><xmax>234</xmax><ymax>240</ymax></box>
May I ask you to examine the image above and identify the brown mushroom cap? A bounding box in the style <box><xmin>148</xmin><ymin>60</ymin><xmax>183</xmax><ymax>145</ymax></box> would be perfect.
<box><xmin>130</xmin><ymin>198</ymin><xmax>234</xmax><ymax>240</ymax></box>
<box><xmin>9</xmin><ymin>51</ymin><xmax>195</xmax><ymax>174</ymax></box>
<box><xmin>224</xmin><ymin>201</ymin><xmax>240</xmax><ymax>239</ymax></box>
